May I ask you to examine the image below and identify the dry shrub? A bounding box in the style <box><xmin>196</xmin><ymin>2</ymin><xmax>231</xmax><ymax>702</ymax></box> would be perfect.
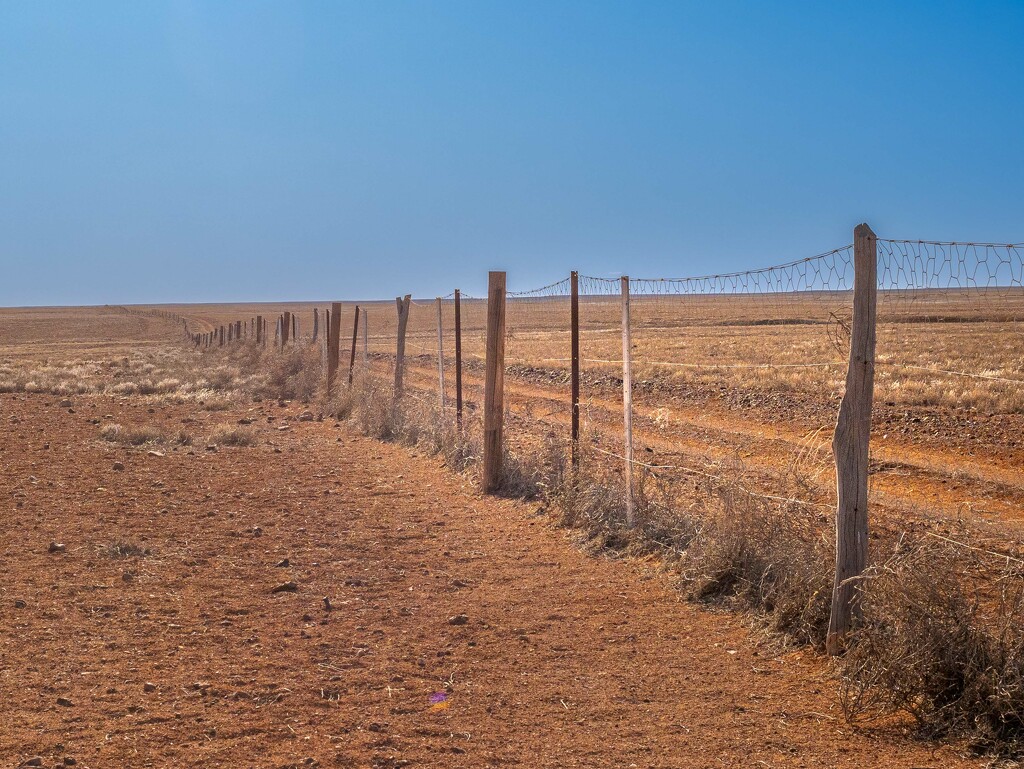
<box><xmin>102</xmin><ymin>541</ymin><xmax>149</xmax><ymax>559</ymax></box>
<box><xmin>208</xmin><ymin>424</ymin><xmax>258</xmax><ymax>447</ymax></box>
<box><xmin>547</xmin><ymin>447</ymin><xmax>831</xmax><ymax>644</ymax></box>
<box><xmin>682</xmin><ymin>481</ymin><xmax>834</xmax><ymax>646</ymax></box>
<box><xmin>262</xmin><ymin>345</ymin><xmax>323</xmax><ymax>401</ymax></box>
<box><xmin>840</xmin><ymin>536</ymin><xmax>1024</xmax><ymax>754</ymax></box>
<box><xmin>99</xmin><ymin>423</ymin><xmax>191</xmax><ymax>446</ymax></box>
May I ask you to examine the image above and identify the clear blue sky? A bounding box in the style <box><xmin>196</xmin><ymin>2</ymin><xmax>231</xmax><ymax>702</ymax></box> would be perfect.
<box><xmin>1</xmin><ymin>1</ymin><xmax>1022</xmax><ymax>305</ymax></box>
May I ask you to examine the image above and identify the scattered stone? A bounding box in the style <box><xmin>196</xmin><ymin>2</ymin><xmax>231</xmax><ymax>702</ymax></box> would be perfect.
<box><xmin>275</xmin><ymin>558</ymin><xmax>290</xmax><ymax>568</ymax></box>
<box><xmin>272</xmin><ymin>581</ymin><xmax>298</xmax><ymax>593</ymax></box>
<box><xmin>322</xmin><ymin>597</ymin><xmax>333</xmax><ymax>612</ymax></box>
<box><xmin>143</xmin><ymin>682</ymin><xmax>157</xmax><ymax>693</ymax></box>
<box><xmin>252</xmin><ymin>526</ymin><xmax>263</xmax><ymax>537</ymax></box>
<box><xmin>56</xmin><ymin>697</ymin><xmax>73</xmax><ymax>707</ymax></box>
<box><xmin>112</xmin><ymin>462</ymin><xmax>125</xmax><ymax>471</ymax></box>
<box><xmin>297</xmin><ymin>411</ymin><xmax>314</xmax><ymax>422</ymax></box>
<box><xmin>448</xmin><ymin>613</ymin><xmax>469</xmax><ymax>626</ymax></box>
<box><xmin>63</xmin><ymin>757</ymin><xmax>77</xmax><ymax>765</ymax></box>
<box><xmin>48</xmin><ymin>542</ymin><xmax>66</xmax><ymax>554</ymax></box>
<box><xmin>59</xmin><ymin>399</ymin><xmax>73</xmax><ymax>408</ymax></box>
<box><xmin>147</xmin><ymin>450</ymin><xmax>165</xmax><ymax>457</ymax></box>
<box><xmin>18</xmin><ymin>757</ymin><xmax>43</xmax><ymax>767</ymax></box>
<box><xmin>14</xmin><ymin>599</ymin><xmax>26</xmax><ymax>609</ymax></box>
<box><xmin>205</xmin><ymin>444</ymin><xmax>218</xmax><ymax>452</ymax></box>
<box><xmin>237</xmin><ymin>417</ymin><xmax>254</xmax><ymax>425</ymax></box>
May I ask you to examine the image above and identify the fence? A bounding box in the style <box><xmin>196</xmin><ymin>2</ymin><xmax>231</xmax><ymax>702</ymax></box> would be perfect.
<box><xmin>191</xmin><ymin>223</ymin><xmax>1024</xmax><ymax>654</ymax></box>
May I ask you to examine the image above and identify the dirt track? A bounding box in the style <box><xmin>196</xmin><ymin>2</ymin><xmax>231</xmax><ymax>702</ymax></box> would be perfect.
<box><xmin>0</xmin><ymin>392</ymin><xmax>978</xmax><ymax>768</ymax></box>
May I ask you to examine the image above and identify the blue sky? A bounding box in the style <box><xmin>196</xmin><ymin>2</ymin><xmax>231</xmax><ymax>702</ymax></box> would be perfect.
<box><xmin>1</xmin><ymin>1</ymin><xmax>1022</xmax><ymax>305</ymax></box>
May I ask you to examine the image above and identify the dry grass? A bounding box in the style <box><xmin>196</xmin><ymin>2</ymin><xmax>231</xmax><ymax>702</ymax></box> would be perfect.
<box><xmin>99</xmin><ymin>423</ymin><xmax>192</xmax><ymax>446</ymax></box>
<box><xmin>207</xmin><ymin>424</ymin><xmax>258</xmax><ymax>447</ymax></box>
<box><xmin>839</xmin><ymin>535</ymin><xmax>1024</xmax><ymax>754</ymax></box>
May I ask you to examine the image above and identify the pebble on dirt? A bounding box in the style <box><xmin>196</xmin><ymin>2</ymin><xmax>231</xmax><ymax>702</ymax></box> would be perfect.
<box><xmin>448</xmin><ymin>613</ymin><xmax>469</xmax><ymax>625</ymax></box>
<box><xmin>272</xmin><ymin>581</ymin><xmax>298</xmax><ymax>593</ymax></box>
<box><xmin>14</xmin><ymin>599</ymin><xmax>26</xmax><ymax>608</ymax></box>
<box><xmin>143</xmin><ymin>682</ymin><xmax>157</xmax><ymax>692</ymax></box>
<box><xmin>47</xmin><ymin>542</ymin><xmax>66</xmax><ymax>554</ymax></box>
<box><xmin>56</xmin><ymin>697</ymin><xmax>73</xmax><ymax>707</ymax></box>
<box><xmin>275</xmin><ymin>558</ymin><xmax>290</xmax><ymax>567</ymax></box>
<box><xmin>112</xmin><ymin>461</ymin><xmax>125</xmax><ymax>471</ymax></box>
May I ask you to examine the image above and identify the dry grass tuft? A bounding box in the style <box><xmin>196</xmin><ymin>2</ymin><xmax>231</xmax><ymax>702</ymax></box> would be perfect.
<box><xmin>208</xmin><ymin>424</ymin><xmax>258</xmax><ymax>447</ymax></box>
<box><xmin>101</xmin><ymin>541</ymin><xmax>150</xmax><ymax>559</ymax></box>
<box><xmin>99</xmin><ymin>423</ymin><xmax>191</xmax><ymax>446</ymax></box>
<box><xmin>840</xmin><ymin>536</ymin><xmax>1024</xmax><ymax>754</ymax></box>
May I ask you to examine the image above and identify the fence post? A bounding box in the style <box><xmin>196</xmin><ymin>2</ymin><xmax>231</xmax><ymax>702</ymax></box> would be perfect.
<box><xmin>826</xmin><ymin>223</ymin><xmax>878</xmax><ymax>656</ymax></box>
<box><xmin>621</xmin><ymin>276</ymin><xmax>635</xmax><ymax>528</ymax></box>
<box><xmin>256</xmin><ymin>315</ymin><xmax>263</xmax><ymax>345</ymax></box>
<box><xmin>394</xmin><ymin>295</ymin><xmax>412</xmax><ymax>398</ymax></box>
<box><xmin>312</xmin><ymin>308</ymin><xmax>319</xmax><ymax>343</ymax></box>
<box><xmin>483</xmin><ymin>272</ymin><xmax>507</xmax><ymax>493</ymax></box>
<box><xmin>348</xmin><ymin>305</ymin><xmax>360</xmax><ymax>386</ymax></box>
<box><xmin>235</xmin><ymin>320</ymin><xmax>241</xmax><ymax>341</ymax></box>
<box><xmin>454</xmin><ymin>289</ymin><xmax>463</xmax><ymax>428</ymax></box>
<box><xmin>292</xmin><ymin>313</ymin><xmax>298</xmax><ymax>343</ymax></box>
<box><xmin>362</xmin><ymin>308</ymin><xmax>368</xmax><ymax>368</ymax></box>
<box><xmin>327</xmin><ymin>302</ymin><xmax>342</xmax><ymax>396</ymax></box>
<box><xmin>436</xmin><ymin>297</ymin><xmax>445</xmax><ymax>410</ymax></box>
<box><xmin>570</xmin><ymin>271</ymin><xmax>580</xmax><ymax>468</ymax></box>
<box><xmin>282</xmin><ymin>311</ymin><xmax>291</xmax><ymax>346</ymax></box>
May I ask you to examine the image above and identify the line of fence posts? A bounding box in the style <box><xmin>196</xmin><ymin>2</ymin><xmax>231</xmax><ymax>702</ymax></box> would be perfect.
<box><xmin>183</xmin><ymin>225</ymin><xmax>875</xmax><ymax>651</ymax></box>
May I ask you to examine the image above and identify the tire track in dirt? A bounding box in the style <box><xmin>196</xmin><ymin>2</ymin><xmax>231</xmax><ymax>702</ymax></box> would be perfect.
<box><xmin>400</xmin><ymin>360</ymin><xmax>1024</xmax><ymax>535</ymax></box>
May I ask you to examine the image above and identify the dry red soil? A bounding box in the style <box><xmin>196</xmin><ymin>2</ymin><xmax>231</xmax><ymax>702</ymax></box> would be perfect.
<box><xmin>0</xmin><ymin>392</ymin><xmax>981</xmax><ymax>768</ymax></box>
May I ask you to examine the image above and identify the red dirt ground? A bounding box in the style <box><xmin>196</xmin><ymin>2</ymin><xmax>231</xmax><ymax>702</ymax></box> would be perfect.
<box><xmin>0</xmin><ymin>392</ymin><xmax>982</xmax><ymax>768</ymax></box>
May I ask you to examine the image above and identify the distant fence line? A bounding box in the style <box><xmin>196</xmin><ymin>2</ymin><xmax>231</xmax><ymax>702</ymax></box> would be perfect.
<box><xmin>186</xmin><ymin>223</ymin><xmax>1024</xmax><ymax>656</ymax></box>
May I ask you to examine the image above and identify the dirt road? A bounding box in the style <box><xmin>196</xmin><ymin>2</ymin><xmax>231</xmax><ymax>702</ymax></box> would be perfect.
<box><xmin>0</xmin><ymin>392</ymin><xmax>979</xmax><ymax>768</ymax></box>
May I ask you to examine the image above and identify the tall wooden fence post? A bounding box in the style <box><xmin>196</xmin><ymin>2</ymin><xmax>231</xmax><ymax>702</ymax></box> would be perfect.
<box><xmin>348</xmin><ymin>305</ymin><xmax>360</xmax><ymax>386</ymax></box>
<box><xmin>394</xmin><ymin>295</ymin><xmax>411</xmax><ymax>398</ymax></box>
<box><xmin>570</xmin><ymin>271</ymin><xmax>581</xmax><ymax>468</ymax></box>
<box><xmin>362</xmin><ymin>308</ymin><xmax>368</xmax><ymax>368</ymax></box>
<box><xmin>483</xmin><ymin>272</ymin><xmax>507</xmax><ymax>493</ymax></box>
<box><xmin>436</xmin><ymin>297</ymin><xmax>445</xmax><ymax>410</ymax></box>
<box><xmin>621</xmin><ymin>276</ymin><xmax>635</xmax><ymax>528</ymax></box>
<box><xmin>256</xmin><ymin>315</ymin><xmax>263</xmax><ymax>345</ymax></box>
<box><xmin>312</xmin><ymin>308</ymin><xmax>319</xmax><ymax>343</ymax></box>
<box><xmin>282</xmin><ymin>311</ymin><xmax>291</xmax><ymax>346</ymax></box>
<box><xmin>454</xmin><ymin>289</ymin><xmax>463</xmax><ymax>428</ymax></box>
<box><xmin>292</xmin><ymin>313</ymin><xmax>298</xmax><ymax>343</ymax></box>
<box><xmin>327</xmin><ymin>302</ymin><xmax>342</xmax><ymax>396</ymax></box>
<box><xmin>826</xmin><ymin>223</ymin><xmax>878</xmax><ymax>656</ymax></box>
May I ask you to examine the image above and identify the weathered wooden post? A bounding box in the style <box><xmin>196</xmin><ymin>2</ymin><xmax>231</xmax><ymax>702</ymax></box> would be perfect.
<box><xmin>348</xmin><ymin>305</ymin><xmax>360</xmax><ymax>386</ymax></box>
<box><xmin>327</xmin><ymin>302</ymin><xmax>342</xmax><ymax>395</ymax></box>
<box><xmin>361</xmin><ymin>308</ymin><xmax>368</xmax><ymax>368</ymax></box>
<box><xmin>312</xmin><ymin>308</ymin><xmax>319</xmax><ymax>343</ymax></box>
<box><xmin>292</xmin><ymin>313</ymin><xmax>297</xmax><ymax>342</ymax></box>
<box><xmin>282</xmin><ymin>311</ymin><xmax>291</xmax><ymax>346</ymax></box>
<box><xmin>621</xmin><ymin>276</ymin><xmax>635</xmax><ymax>528</ymax></box>
<box><xmin>482</xmin><ymin>272</ymin><xmax>507</xmax><ymax>493</ymax></box>
<box><xmin>570</xmin><ymin>271</ymin><xmax>581</xmax><ymax>467</ymax></box>
<box><xmin>436</xmin><ymin>297</ymin><xmax>445</xmax><ymax>410</ymax></box>
<box><xmin>454</xmin><ymin>289</ymin><xmax>463</xmax><ymax>428</ymax></box>
<box><xmin>826</xmin><ymin>223</ymin><xmax>878</xmax><ymax>656</ymax></box>
<box><xmin>394</xmin><ymin>295</ymin><xmax>412</xmax><ymax>398</ymax></box>
<box><xmin>256</xmin><ymin>315</ymin><xmax>263</xmax><ymax>345</ymax></box>
<box><xmin>235</xmin><ymin>320</ymin><xmax>241</xmax><ymax>341</ymax></box>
